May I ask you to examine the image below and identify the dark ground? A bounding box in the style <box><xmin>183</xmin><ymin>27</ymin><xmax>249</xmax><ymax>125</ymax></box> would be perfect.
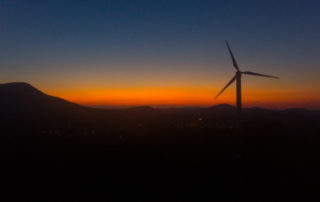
<box><xmin>1</xmin><ymin>83</ymin><xmax>320</xmax><ymax>201</ymax></box>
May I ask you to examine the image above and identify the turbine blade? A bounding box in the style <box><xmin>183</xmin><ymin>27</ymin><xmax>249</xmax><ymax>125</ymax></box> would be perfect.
<box><xmin>225</xmin><ymin>40</ymin><xmax>240</xmax><ymax>71</ymax></box>
<box><xmin>215</xmin><ymin>75</ymin><xmax>237</xmax><ymax>99</ymax></box>
<box><xmin>242</xmin><ymin>71</ymin><xmax>279</xmax><ymax>79</ymax></box>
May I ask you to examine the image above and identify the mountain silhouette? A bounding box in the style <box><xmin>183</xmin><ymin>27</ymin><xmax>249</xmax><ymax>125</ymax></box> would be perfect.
<box><xmin>207</xmin><ymin>103</ymin><xmax>235</xmax><ymax>111</ymax></box>
<box><xmin>0</xmin><ymin>82</ymin><xmax>87</xmax><ymax>116</ymax></box>
<box><xmin>127</xmin><ymin>105</ymin><xmax>156</xmax><ymax>112</ymax></box>
<box><xmin>0</xmin><ymin>82</ymin><xmax>100</xmax><ymax>131</ymax></box>
<box><xmin>1</xmin><ymin>82</ymin><xmax>319</xmax><ymax>133</ymax></box>
<box><xmin>0</xmin><ymin>83</ymin><xmax>237</xmax><ymax>117</ymax></box>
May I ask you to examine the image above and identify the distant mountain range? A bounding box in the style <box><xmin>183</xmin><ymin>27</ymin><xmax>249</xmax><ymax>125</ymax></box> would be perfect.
<box><xmin>0</xmin><ymin>82</ymin><xmax>234</xmax><ymax>113</ymax></box>
<box><xmin>0</xmin><ymin>82</ymin><xmax>318</xmax><ymax>113</ymax></box>
<box><xmin>0</xmin><ymin>82</ymin><xmax>319</xmax><ymax>129</ymax></box>
<box><xmin>0</xmin><ymin>82</ymin><xmax>319</xmax><ymax>142</ymax></box>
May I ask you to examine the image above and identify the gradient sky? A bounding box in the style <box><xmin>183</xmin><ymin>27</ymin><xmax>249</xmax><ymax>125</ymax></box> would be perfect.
<box><xmin>0</xmin><ymin>0</ymin><xmax>320</xmax><ymax>108</ymax></box>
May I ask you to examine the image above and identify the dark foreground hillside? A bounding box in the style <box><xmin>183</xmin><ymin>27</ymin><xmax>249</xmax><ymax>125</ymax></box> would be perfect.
<box><xmin>1</xmin><ymin>83</ymin><xmax>320</xmax><ymax>201</ymax></box>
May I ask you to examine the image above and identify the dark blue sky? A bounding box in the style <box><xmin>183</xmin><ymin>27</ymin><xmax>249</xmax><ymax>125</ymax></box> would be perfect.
<box><xmin>0</xmin><ymin>0</ymin><xmax>319</xmax><ymax>107</ymax></box>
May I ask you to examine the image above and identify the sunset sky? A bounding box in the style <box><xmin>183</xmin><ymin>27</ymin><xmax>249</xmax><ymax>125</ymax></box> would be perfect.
<box><xmin>0</xmin><ymin>0</ymin><xmax>319</xmax><ymax>108</ymax></box>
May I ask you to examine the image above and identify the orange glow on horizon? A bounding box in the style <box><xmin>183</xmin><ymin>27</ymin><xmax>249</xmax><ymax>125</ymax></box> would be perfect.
<box><xmin>45</xmin><ymin>87</ymin><xmax>320</xmax><ymax>109</ymax></box>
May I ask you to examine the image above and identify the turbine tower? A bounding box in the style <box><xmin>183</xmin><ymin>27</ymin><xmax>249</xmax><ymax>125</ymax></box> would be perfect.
<box><xmin>215</xmin><ymin>41</ymin><xmax>279</xmax><ymax>112</ymax></box>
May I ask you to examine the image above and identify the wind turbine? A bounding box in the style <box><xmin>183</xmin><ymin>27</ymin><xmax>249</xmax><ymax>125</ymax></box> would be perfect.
<box><xmin>215</xmin><ymin>41</ymin><xmax>279</xmax><ymax>112</ymax></box>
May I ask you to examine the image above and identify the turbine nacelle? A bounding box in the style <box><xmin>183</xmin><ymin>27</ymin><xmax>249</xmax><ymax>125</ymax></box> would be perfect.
<box><xmin>236</xmin><ymin>71</ymin><xmax>241</xmax><ymax>77</ymax></box>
